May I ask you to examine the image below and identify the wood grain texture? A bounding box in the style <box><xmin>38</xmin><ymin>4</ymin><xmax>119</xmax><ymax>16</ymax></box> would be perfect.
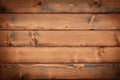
<box><xmin>0</xmin><ymin>31</ymin><xmax>120</xmax><ymax>47</ymax></box>
<box><xmin>0</xmin><ymin>0</ymin><xmax>120</xmax><ymax>80</ymax></box>
<box><xmin>0</xmin><ymin>47</ymin><xmax>120</xmax><ymax>63</ymax></box>
<box><xmin>0</xmin><ymin>14</ymin><xmax>120</xmax><ymax>30</ymax></box>
<box><xmin>0</xmin><ymin>64</ymin><xmax>120</xmax><ymax>79</ymax></box>
<box><xmin>0</xmin><ymin>0</ymin><xmax>120</xmax><ymax>13</ymax></box>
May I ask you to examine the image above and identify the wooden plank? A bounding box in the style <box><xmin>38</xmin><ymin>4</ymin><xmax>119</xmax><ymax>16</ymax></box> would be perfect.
<box><xmin>0</xmin><ymin>47</ymin><xmax>120</xmax><ymax>63</ymax></box>
<box><xmin>0</xmin><ymin>14</ymin><xmax>120</xmax><ymax>30</ymax></box>
<box><xmin>0</xmin><ymin>64</ymin><xmax>120</xmax><ymax>79</ymax></box>
<box><xmin>0</xmin><ymin>0</ymin><xmax>120</xmax><ymax>13</ymax></box>
<box><xmin>0</xmin><ymin>31</ymin><xmax>119</xmax><ymax>47</ymax></box>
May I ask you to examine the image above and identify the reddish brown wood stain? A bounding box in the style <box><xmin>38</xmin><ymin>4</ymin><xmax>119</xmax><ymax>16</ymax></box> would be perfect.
<box><xmin>0</xmin><ymin>0</ymin><xmax>120</xmax><ymax>80</ymax></box>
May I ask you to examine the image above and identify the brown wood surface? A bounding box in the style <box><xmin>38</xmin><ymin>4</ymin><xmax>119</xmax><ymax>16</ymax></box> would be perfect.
<box><xmin>0</xmin><ymin>64</ymin><xmax>120</xmax><ymax>79</ymax></box>
<box><xmin>0</xmin><ymin>47</ymin><xmax>120</xmax><ymax>63</ymax></box>
<box><xmin>0</xmin><ymin>31</ymin><xmax>120</xmax><ymax>47</ymax></box>
<box><xmin>0</xmin><ymin>14</ymin><xmax>120</xmax><ymax>30</ymax></box>
<box><xmin>0</xmin><ymin>0</ymin><xmax>120</xmax><ymax>80</ymax></box>
<box><xmin>0</xmin><ymin>0</ymin><xmax>120</xmax><ymax>13</ymax></box>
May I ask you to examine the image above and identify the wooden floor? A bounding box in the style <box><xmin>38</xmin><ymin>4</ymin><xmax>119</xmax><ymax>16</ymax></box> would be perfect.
<box><xmin>0</xmin><ymin>0</ymin><xmax>120</xmax><ymax>80</ymax></box>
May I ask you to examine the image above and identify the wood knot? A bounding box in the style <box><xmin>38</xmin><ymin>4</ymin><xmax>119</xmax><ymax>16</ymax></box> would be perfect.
<box><xmin>30</xmin><ymin>32</ymin><xmax>38</xmax><ymax>47</ymax></box>
<box><xmin>64</xmin><ymin>23</ymin><xmax>69</xmax><ymax>28</ymax></box>
<box><xmin>36</xmin><ymin>2</ymin><xmax>42</xmax><ymax>8</ymax></box>
<box><xmin>7</xmin><ymin>41</ymin><xmax>12</xmax><ymax>46</ymax></box>
<box><xmin>69</xmin><ymin>4</ymin><xmax>74</xmax><ymax>7</ymax></box>
<box><xmin>7</xmin><ymin>35</ymin><xmax>13</xmax><ymax>46</ymax></box>
<box><xmin>65</xmin><ymin>25</ymin><xmax>68</xmax><ymax>28</ymax></box>
<box><xmin>89</xmin><ymin>0</ymin><xmax>102</xmax><ymax>8</ymax></box>
<box><xmin>3</xmin><ymin>21</ymin><xmax>10</xmax><ymax>28</ymax></box>
<box><xmin>31</xmin><ymin>1</ymin><xmax>43</xmax><ymax>8</ymax></box>
<box><xmin>97</xmin><ymin>47</ymin><xmax>105</xmax><ymax>57</ymax></box>
<box><xmin>93</xmin><ymin>1</ymin><xmax>98</xmax><ymax>6</ymax></box>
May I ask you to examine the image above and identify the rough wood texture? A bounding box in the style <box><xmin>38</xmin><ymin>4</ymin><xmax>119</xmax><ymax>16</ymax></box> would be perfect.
<box><xmin>0</xmin><ymin>31</ymin><xmax>119</xmax><ymax>47</ymax></box>
<box><xmin>0</xmin><ymin>0</ymin><xmax>120</xmax><ymax>13</ymax></box>
<box><xmin>0</xmin><ymin>47</ymin><xmax>120</xmax><ymax>63</ymax></box>
<box><xmin>0</xmin><ymin>64</ymin><xmax>120</xmax><ymax>79</ymax></box>
<box><xmin>0</xmin><ymin>14</ymin><xmax>120</xmax><ymax>30</ymax></box>
<box><xmin>0</xmin><ymin>0</ymin><xmax>120</xmax><ymax>80</ymax></box>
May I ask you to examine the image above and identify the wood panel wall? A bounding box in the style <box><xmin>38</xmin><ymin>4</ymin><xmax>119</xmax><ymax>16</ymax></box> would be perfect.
<box><xmin>0</xmin><ymin>0</ymin><xmax>120</xmax><ymax>80</ymax></box>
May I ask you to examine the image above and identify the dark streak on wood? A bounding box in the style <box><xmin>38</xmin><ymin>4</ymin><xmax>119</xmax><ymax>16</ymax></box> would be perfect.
<box><xmin>84</xmin><ymin>64</ymin><xmax>99</xmax><ymax>68</ymax></box>
<box><xmin>10</xmin><ymin>74</ymin><xmax>19</xmax><ymax>80</ymax></box>
<box><xmin>67</xmin><ymin>64</ymin><xmax>78</xmax><ymax>68</ymax></box>
<box><xmin>0</xmin><ymin>64</ymin><xmax>120</xmax><ymax>79</ymax></box>
<box><xmin>114</xmin><ymin>32</ymin><xmax>120</xmax><ymax>46</ymax></box>
<box><xmin>110</xmin><ymin>64</ymin><xmax>120</xmax><ymax>77</ymax></box>
<box><xmin>10</xmin><ymin>32</ymin><xmax>16</xmax><ymax>41</ymax></box>
<box><xmin>0</xmin><ymin>2</ymin><xmax>10</xmax><ymax>13</ymax></box>
<box><xmin>20</xmin><ymin>73</ymin><xmax>30</xmax><ymax>80</ymax></box>
<box><xmin>0</xmin><ymin>0</ymin><xmax>2</xmax><ymax>13</ymax></box>
<box><xmin>0</xmin><ymin>64</ymin><xmax>20</xmax><ymax>80</ymax></box>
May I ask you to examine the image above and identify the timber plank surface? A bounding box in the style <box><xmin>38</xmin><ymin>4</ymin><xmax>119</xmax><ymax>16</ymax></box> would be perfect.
<box><xmin>0</xmin><ymin>64</ymin><xmax>120</xmax><ymax>79</ymax></box>
<box><xmin>0</xmin><ymin>31</ymin><xmax>119</xmax><ymax>47</ymax></box>
<box><xmin>0</xmin><ymin>47</ymin><xmax>120</xmax><ymax>63</ymax></box>
<box><xmin>0</xmin><ymin>14</ymin><xmax>120</xmax><ymax>30</ymax></box>
<box><xmin>0</xmin><ymin>0</ymin><xmax>120</xmax><ymax>80</ymax></box>
<box><xmin>0</xmin><ymin>0</ymin><xmax>120</xmax><ymax>13</ymax></box>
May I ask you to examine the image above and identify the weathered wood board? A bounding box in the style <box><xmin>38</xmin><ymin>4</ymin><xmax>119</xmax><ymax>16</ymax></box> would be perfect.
<box><xmin>0</xmin><ymin>14</ymin><xmax>120</xmax><ymax>30</ymax></box>
<box><xmin>0</xmin><ymin>0</ymin><xmax>120</xmax><ymax>80</ymax></box>
<box><xmin>0</xmin><ymin>64</ymin><xmax>120</xmax><ymax>79</ymax></box>
<box><xmin>0</xmin><ymin>0</ymin><xmax>120</xmax><ymax>13</ymax></box>
<box><xmin>0</xmin><ymin>47</ymin><xmax>120</xmax><ymax>63</ymax></box>
<box><xmin>0</xmin><ymin>31</ymin><xmax>119</xmax><ymax>47</ymax></box>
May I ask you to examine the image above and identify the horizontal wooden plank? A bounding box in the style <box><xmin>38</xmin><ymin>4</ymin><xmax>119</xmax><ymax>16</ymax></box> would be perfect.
<box><xmin>0</xmin><ymin>0</ymin><xmax>120</xmax><ymax>13</ymax></box>
<box><xmin>0</xmin><ymin>47</ymin><xmax>120</xmax><ymax>63</ymax></box>
<box><xmin>0</xmin><ymin>64</ymin><xmax>120</xmax><ymax>79</ymax></box>
<box><xmin>0</xmin><ymin>31</ymin><xmax>120</xmax><ymax>47</ymax></box>
<box><xmin>0</xmin><ymin>14</ymin><xmax>120</xmax><ymax>30</ymax></box>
